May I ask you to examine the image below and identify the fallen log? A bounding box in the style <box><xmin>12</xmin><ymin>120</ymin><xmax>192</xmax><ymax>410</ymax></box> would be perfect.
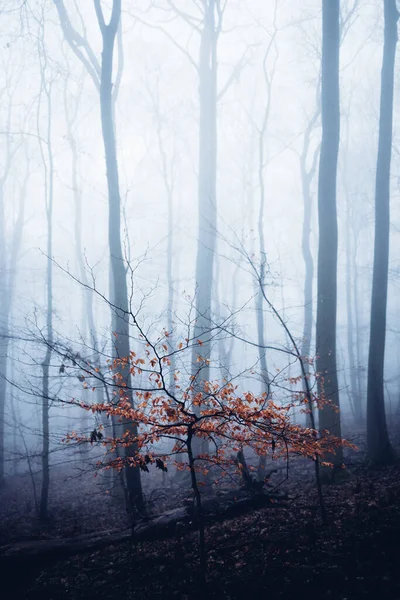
<box><xmin>0</xmin><ymin>527</ymin><xmax>132</xmax><ymax>567</ymax></box>
<box><xmin>0</xmin><ymin>489</ymin><xmax>287</xmax><ymax>567</ymax></box>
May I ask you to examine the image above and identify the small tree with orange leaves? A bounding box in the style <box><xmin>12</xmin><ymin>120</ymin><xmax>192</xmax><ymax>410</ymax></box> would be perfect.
<box><xmin>65</xmin><ymin>328</ymin><xmax>352</xmax><ymax>579</ymax></box>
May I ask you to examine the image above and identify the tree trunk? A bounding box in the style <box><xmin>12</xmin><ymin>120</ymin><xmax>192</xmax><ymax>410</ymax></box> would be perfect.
<box><xmin>341</xmin><ymin>113</ymin><xmax>363</xmax><ymax>425</ymax></box>
<box><xmin>0</xmin><ymin>143</ymin><xmax>27</xmax><ymax>487</ymax></box>
<box><xmin>0</xmin><ymin>347</ymin><xmax>7</xmax><ymax>488</ymax></box>
<box><xmin>254</xmin><ymin>41</ymin><xmax>277</xmax><ymax>406</ymax></box>
<box><xmin>214</xmin><ymin>255</ymin><xmax>236</xmax><ymax>381</ymax></box>
<box><xmin>64</xmin><ymin>84</ymin><xmax>98</xmax><ymax>349</ymax></box>
<box><xmin>191</xmin><ymin>2</ymin><xmax>218</xmax><ymax>458</ymax></box>
<box><xmin>352</xmin><ymin>231</ymin><xmax>363</xmax><ymax>406</ymax></box>
<box><xmin>255</xmin><ymin>196</ymin><xmax>270</xmax><ymax>399</ymax></box>
<box><xmin>366</xmin><ymin>0</ymin><xmax>398</xmax><ymax>465</ymax></box>
<box><xmin>64</xmin><ymin>81</ymin><xmax>93</xmax><ymax>445</ymax></box>
<box><xmin>0</xmin><ymin>181</ymin><xmax>8</xmax><ymax>488</ymax></box>
<box><xmin>39</xmin><ymin>77</ymin><xmax>54</xmax><ymax>523</ymax></box>
<box><xmin>40</xmin><ymin>347</ymin><xmax>51</xmax><ymax>522</ymax></box>
<box><xmin>98</xmin><ymin>6</ymin><xmax>144</xmax><ymax>512</ymax></box>
<box><xmin>166</xmin><ymin>181</ymin><xmax>176</xmax><ymax>396</ymax></box>
<box><xmin>300</xmin><ymin>166</ymin><xmax>314</xmax><ymax>421</ymax></box>
<box><xmin>53</xmin><ymin>0</ymin><xmax>139</xmax><ymax>506</ymax></box>
<box><xmin>300</xmin><ymin>109</ymin><xmax>319</xmax><ymax>427</ymax></box>
<box><xmin>345</xmin><ymin>188</ymin><xmax>362</xmax><ymax>424</ymax></box>
<box><xmin>316</xmin><ymin>0</ymin><xmax>343</xmax><ymax>470</ymax></box>
<box><xmin>154</xmin><ymin>105</ymin><xmax>177</xmax><ymax>396</ymax></box>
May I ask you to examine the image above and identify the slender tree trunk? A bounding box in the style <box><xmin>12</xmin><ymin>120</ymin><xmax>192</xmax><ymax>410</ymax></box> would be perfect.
<box><xmin>63</xmin><ymin>81</ymin><xmax>94</xmax><ymax>446</ymax></box>
<box><xmin>153</xmin><ymin>106</ymin><xmax>180</xmax><ymax>467</ymax></box>
<box><xmin>214</xmin><ymin>271</ymin><xmax>229</xmax><ymax>380</ymax></box>
<box><xmin>9</xmin><ymin>343</ymin><xmax>18</xmax><ymax>475</ymax></box>
<box><xmin>366</xmin><ymin>0</ymin><xmax>398</xmax><ymax>465</ymax></box>
<box><xmin>191</xmin><ymin>2</ymin><xmax>218</xmax><ymax>459</ymax></box>
<box><xmin>0</xmin><ymin>357</ymin><xmax>6</xmax><ymax>485</ymax></box>
<box><xmin>39</xmin><ymin>76</ymin><xmax>54</xmax><ymax>523</ymax></box>
<box><xmin>255</xmin><ymin>173</ymin><xmax>269</xmax><ymax>401</ymax></box>
<box><xmin>253</xmin><ymin>37</ymin><xmax>279</xmax><ymax>477</ymax></box>
<box><xmin>98</xmin><ymin>6</ymin><xmax>144</xmax><ymax>512</ymax></box>
<box><xmin>300</xmin><ymin>164</ymin><xmax>314</xmax><ymax>398</ymax></box>
<box><xmin>0</xmin><ymin>91</ymin><xmax>14</xmax><ymax>488</ymax></box>
<box><xmin>255</xmin><ymin>81</ymin><xmax>276</xmax><ymax>479</ymax></box>
<box><xmin>299</xmin><ymin>110</ymin><xmax>319</xmax><ymax>427</ymax></box>
<box><xmin>187</xmin><ymin>429</ymin><xmax>206</xmax><ymax>582</ymax></box>
<box><xmin>53</xmin><ymin>0</ymin><xmax>131</xmax><ymax>497</ymax></box>
<box><xmin>40</xmin><ymin>345</ymin><xmax>51</xmax><ymax>522</ymax></box>
<box><xmin>316</xmin><ymin>0</ymin><xmax>343</xmax><ymax>470</ymax></box>
<box><xmin>166</xmin><ymin>190</ymin><xmax>176</xmax><ymax>395</ymax></box>
<box><xmin>255</xmin><ymin>41</ymin><xmax>276</xmax><ymax>409</ymax></box>
<box><xmin>214</xmin><ymin>256</ymin><xmax>237</xmax><ymax>381</ymax></box>
<box><xmin>341</xmin><ymin>112</ymin><xmax>363</xmax><ymax>425</ymax></box>
<box><xmin>345</xmin><ymin>190</ymin><xmax>362</xmax><ymax>424</ymax></box>
<box><xmin>65</xmin><ymin>88</ymin><xmax>98</xmax><ymax>346</ymax></box>
<box><xmin>255</xmin><ymin>284</ymin><xmax>270</xmax><ymax>401</ymax></box>
<box><xmin>0</xmin><ymin>181</ymin><xmax>8</xmax><ymax>488</ymax></box>
<box><xmin>0</xmin><ymin>140</ymin><xmax>27</xmax><ymax>486</ymax></box>
<box><xmin>154</xmin><ymin>108</ymin><xmax>177</xmax><ymax>396</ymax></box>
<box><xmin>352</xmin><ymin>232</ymin><xmax>363</xmax><ymax>403</ymax></box>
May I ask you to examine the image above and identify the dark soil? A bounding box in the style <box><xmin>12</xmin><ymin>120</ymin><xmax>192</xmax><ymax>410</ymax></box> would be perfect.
<box><xmin>2</xmin><ymin>440</ymin><xmax>400</xmax><ymax>599</ymax></box>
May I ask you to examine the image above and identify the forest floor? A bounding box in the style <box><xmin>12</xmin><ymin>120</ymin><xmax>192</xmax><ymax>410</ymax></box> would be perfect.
<box><xmin>2</xmin><ymin>432</ymin><xmax>400</xmax><ymax>599</ymax></box>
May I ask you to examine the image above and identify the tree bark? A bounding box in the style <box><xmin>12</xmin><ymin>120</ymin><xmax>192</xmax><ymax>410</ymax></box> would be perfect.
<box><xmin>352</xmin><ymin>228</ymin><xmax>363</xmax><ymax>406</ymax></box>
<box><xmin>341</xmin><ymin>113</ymin><xmax>363</xmax><ymax>425</ymax></box>
<box><xmin>38</xmin><ymin>73</ymin><xmax>54</xmax><ymax>523</ymax></box>
<box><xmin>344</xmin><ymin>187</ymin><xmax>363</xmax><ymax>424</ymax></box>
<box><xmin>97</xmin><ymin>2</ymin><xmax>144</xmax><ymax>511</ymax></box>
<box><xmin>0</xmin><ymin>181</ymin><xmax>8</xmax><ymax>488</ymax></box>
<box><xmin>300</xmin><ymin>154</ymin><xmax>315</xmax><ymax>396</ymax></box>
<box><xmin>300</xmin><ymin>109</ymin><xmax>319</xmax><ymax>427</ymax></box>
<box><xmin>53</xmin><ymin>0</ymin><xmax>144</xmax><ymax>511</ymax></box>
<box><xmin>0</xmin><ymin>130</ymin><xmax>28</xmax><ymax>487</ymax></box>
<box><xmin>191</xmin><ymin>1</ymin><xmax>218</xmax><ymax>458</ymax></box>
<box><xmin>153</xmin><ymin>101</ymin><xmax>177</xmax><ymax>396</ymax></box>
<box><xmin>255</xmin><ymin>117</ymin><xmax>270</xmax><ymax>400</ymax></box>
<box><xmin>316</xmin><ymin>0</ymin><xmax>343</xmax><ymax>470</ymax></box>
<box><xmin>366</xmin><ymin>0</ymin><xmax>398</xmax><ymax>465</ymax></box>
<box><xmin>63</xmin><ymin>78</ymin><xmax>93</xmax><ymax>445</ymax></box>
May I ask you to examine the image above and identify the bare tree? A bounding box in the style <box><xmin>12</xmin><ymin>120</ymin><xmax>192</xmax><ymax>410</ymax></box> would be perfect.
<box><xmin>316</xmin><ymin>0</ymin><xmax>343</xmax><ymax>471</ymax></box>
<box><xmin>341</xmin><ymin>111</ymin><xmax>363</xmax><ymax>424</ymax></box>
<box><xmin>253</xmin><ymin>17</ymin><xmax>279</xmax><ymax>404</ymax></box>
<box><xmin>190</xmin><ymin>1</ymin><xmax>220</xmax><ymax>442</ymax></box>
<box><xmin>298</xmin><ymin>104</ymin><xmax>320</xmax><ymax>426</ymax></box>
<box><xmin>36</xmin><ymin>17</ymin><xmax>54</xmax><ymax>521</ymax></box>
<box><xmin>249</xmin><ymin>8</ymin><xmax>280</xmax><ymax>477</ymax></box>
<box><xmin>62</xmin><ymin>68</ymin><xmax>108</xmax><ymax>450</ymax></box>
<box><xmin>134</xmin><ymin>2</ymin><xmax>253</xmax><ymax>463</ymax></box>
<box><xmin>145</xmin><ymin>75</ymin><xmax>179</xmax><ymax>396</ymax></box>
<box><xmin>53</xmin><ymin>0</ymin><xmax>144</xmax><ymax>512</ymax></box>
<box><xmin>366</xmin><ymin>0</ymin><xmax>398</xmax><ymax>465</ymax></box>
<box><xmin>0</xmin><ymin>102</ymin><xmax>28</xmax><ymax>487</ymax></box>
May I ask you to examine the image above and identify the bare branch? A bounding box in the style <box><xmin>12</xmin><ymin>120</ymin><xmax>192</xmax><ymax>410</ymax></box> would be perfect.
<box><xmin>217</xmin><ymin>45</ymin><xmax>256</xmax><ymax>102</ymax></box>
<box><xmin>52</xmin><ymin>0</ymin><xmax>100</xmax><ymax>88</ymax></box>
<box><xmin>166</xmin><ymin>0</ymin><xmax>202</xmax><ymax>31</ymax></box>
<box><xmin>131</xmin><ymin>12</ymin><xmax>199</xmax><ymax>73</ymax></box>
<box><xmin>93</xmin><ymin>0</ymin><xmax>106</xmax><ymax>34</ymax></box>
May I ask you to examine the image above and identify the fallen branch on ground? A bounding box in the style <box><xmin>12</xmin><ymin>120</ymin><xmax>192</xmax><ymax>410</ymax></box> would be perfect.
<box><xmin>0</xmin><ymin>489</ymin><xmax>288</xmax><ymax>567</ymax></box>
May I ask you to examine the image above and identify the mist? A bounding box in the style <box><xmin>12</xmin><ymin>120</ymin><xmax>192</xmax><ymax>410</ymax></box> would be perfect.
<box><xmin>0</xmin><ymin>1</ymin><xmax>400</xmax><ymax>599</ymax></box>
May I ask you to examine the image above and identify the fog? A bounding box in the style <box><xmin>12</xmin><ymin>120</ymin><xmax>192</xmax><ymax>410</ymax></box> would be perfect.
<box><xmin>0</xmin><ymin>1</ymin><xmax>400</xmax><ymax>595</ymax></box>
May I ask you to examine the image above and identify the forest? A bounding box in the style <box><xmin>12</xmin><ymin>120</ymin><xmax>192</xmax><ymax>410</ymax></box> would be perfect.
<box><xmin>0</xmin><ymin>0</ymin><xmax>400</xmax><ymax>598</ymax></box>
